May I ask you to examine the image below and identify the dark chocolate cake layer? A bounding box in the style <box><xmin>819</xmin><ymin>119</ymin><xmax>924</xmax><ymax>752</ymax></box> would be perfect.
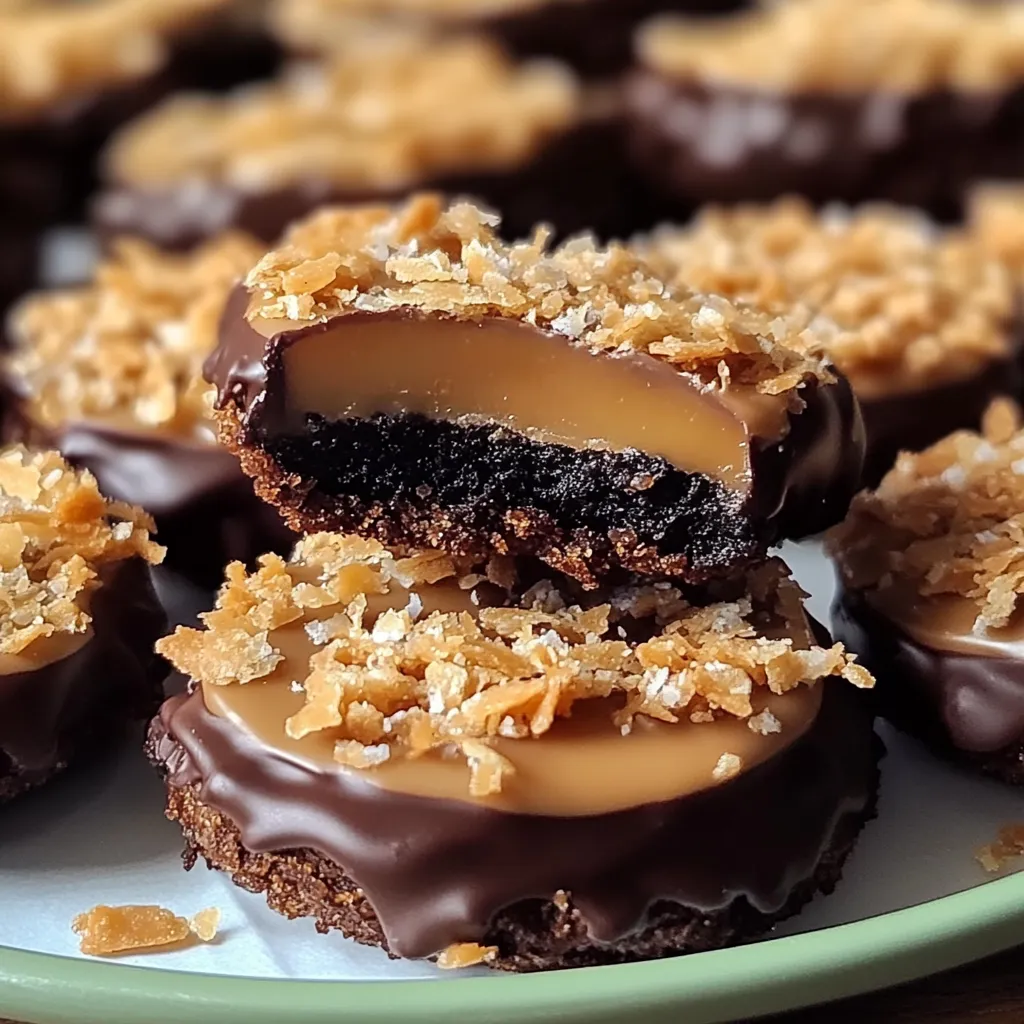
<box><xmin>833</xmin><ymin>587</ymin><xmax>1024</xmax><ymax>786</ymax></box>
<box><xmin>147</xmin><ymin>680</ymin><xmax>880</xmax><ymax>969</ymax></box>
<box><xmin>625</xmin><ymin>76</ymin><xmax>1024</xmax><ymax>220</ymax></box>
<box><xmin>0</xmin><ymin>559</ymin><xmax>167</xmax><ymax>805</ymax></box>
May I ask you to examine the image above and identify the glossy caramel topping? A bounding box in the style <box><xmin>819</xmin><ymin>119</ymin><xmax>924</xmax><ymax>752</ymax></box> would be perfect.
<box><xmin>252</xmin><ymin>311</ymin><xmax>788</xmax><ymax>491</ymax></box>
<box><xmin>158</xmin><ymin>534</ymin><xmax>872</xmax><ymax>809</ymax></box>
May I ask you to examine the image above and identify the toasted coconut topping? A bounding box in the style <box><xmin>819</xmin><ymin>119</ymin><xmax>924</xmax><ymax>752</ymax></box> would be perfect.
<box><xmin>829</xmin><ymin>399</ymin><xmax>1024</xmax><ymax>631</ymax></box>
<box><xmin>72</xmin><ymin>904</ymin><xmax>219</xmax><ymax>957</ymax></box>
<box><xmin>105</xmin><ymin>38</ymin><xmax>578</xmax><ymax>192</ymax></box>
<box><xmin>271</xmin><ymin>0</ymin><xmax>552</xmax><ymax>54</ymax></box>
<box><xmin>637</xmin><ymin>198</ymin><xmax>1014</xmax><ymax>398</ymax></box>
<box><xmin>977</xmin><ymin>823</ymin><xmax>1024</xmax><ymax>873</ymax></box>
<box><xmin>244</xmin><ymin>193</ymin><xmax>831</xmax><ymax>395</ymax></box>
<box><xmin>969</xmin><ymin>184</ymin><xmax>1024</xmax><ymax>276</ymax></box>
<box><xmin>0</xmin><ymin>0</ymin><xmax>226</xmax><ymax>118</ymax></box>
<box><xmin>6</xmin><ymin>234</ymin><xmax>263</xmax><ymax>438</ymax></box>
<box><xmin>639</xmin><ymin>0</ymin><xmax>1024</xmax><ymax>93</ymax></box>
<box><xmin>157</xmin><ymin>534</ymin><xmax>871</xmax><ymax>796</ymax></box>
<box><xmin>436</xmin><ymin>942</ymin><xmax>499</xmax><ymax>969</ymax></box>
<box><xmin>0</xmin><ymin>446</ymin><xmax>162</xmax><ymax>655</ymax></box>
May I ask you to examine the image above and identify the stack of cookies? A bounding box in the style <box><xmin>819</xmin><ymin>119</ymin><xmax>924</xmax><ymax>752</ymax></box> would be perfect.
<box><xmin>148</xmin><ymin>193</ymin><xmax>881</xmax><ymax>971</ymax></box>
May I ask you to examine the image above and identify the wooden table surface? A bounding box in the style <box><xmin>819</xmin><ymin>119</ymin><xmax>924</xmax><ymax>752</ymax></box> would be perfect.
<box><xmin>4</xmin><ymin>947</ymin><xmax>1023</xmax><ymax>1024</ymax></box>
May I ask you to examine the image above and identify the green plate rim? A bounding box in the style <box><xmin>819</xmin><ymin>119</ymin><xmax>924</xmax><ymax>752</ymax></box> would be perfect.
<box><xmin>2</xmin><ymin>872</ymin><xmax>1023</xmax><ymax>1024</ymax></box>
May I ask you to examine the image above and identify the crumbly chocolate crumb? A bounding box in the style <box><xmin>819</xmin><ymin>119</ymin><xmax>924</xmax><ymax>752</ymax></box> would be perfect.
<box><xmin>244</xmin><ymin>192</ymin><xmax>831</xmax><ymax>396</ymax></box>
<box><xmin>156</xmin><ymin>535</ymin><xmax>872</xmax><ymax>795</ymax></box>
<box><xmin>636</xmin><ymin>198</ymin><xmax>1014</xmax><ymax>399</ymax></box>
<box><xmin>638</xmin><ymin>0</ymin><xmax>1024</xmax><ymax>93</ymax></box>
<box><xmin>829</xmin><ymin>399</ymin><xmax>1024</xmax><ymax>630</ymax></box>
<box><xmin>0</xmin><ymin>0</ymin><xmax>226</xmax><ymax>117</ymax></box>
<box><xmin>0</xmin><ymin>446</ymin><xmax>163</xmax><ymax>654</ymax></box>
<box><xmin>105</xmin><ymin>38</ymin><xmax>578</xmax><ymax>191</ymax></box>
<box><xmin>7</xmin><ymin>234</ymin><xmax>263</xmax><ymax>437</ymax></box>
<box><xmin>976</xmin><ymin>824</ymin><xmax>1024</xmax><ymax>873</ymax></box>
<box><xmin>72</xmin><ymin>904</ymin><xmax>219</xmax><ymax>957</ymax></box>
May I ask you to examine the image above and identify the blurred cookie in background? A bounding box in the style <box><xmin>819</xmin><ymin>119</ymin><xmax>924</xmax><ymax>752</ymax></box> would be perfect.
<box><xmin>626</xmin><ymin>0</ymin><xmax>1024</xmax><ymax>220</ymax></box>
<box><xmin>268</xmin><ymin>0</ymin><xmax>752</xmax><ymax>78</ymax></box>
<box><xmin>636</xmin><ymin>198</ymin><xmax>1022</xmax><ymax>486</ymax></box>
<box><xmin>92</xmin><ymin>38</ymin><xmax>651</xmax><ymax>248</ymax></box>
<box><xmin>1</xmin><ymin>232</ymin><xmax>294</xmax><ymax>588</ymax></box>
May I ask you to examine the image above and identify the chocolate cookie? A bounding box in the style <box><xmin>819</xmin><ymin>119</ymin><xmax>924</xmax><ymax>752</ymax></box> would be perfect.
<box><xmin>829</xmin><ymin>399</ymin><xmax>1024</xmax><ymax>784</ymax></box>
<box><xmin>2</xmin><ymin>234</ymin><xmax>294</xmax><ymax>588</ymax></box>
<box><xmin>149</xmin><ymin>534</ymin><xmax>879</xmax><ymax>969</ymax></box>
<box><xmin>636</xmin><ymin>198</ymin><xmax>1021</xmax><ymax>487</ymax></box>
<box><xmin>206</xmin><ymin>194</ymin><xmax>864</xmax><ymax>588</ymax></box>
<box><xmin>0</xmin><ymin>446</ymin><xmax>166</xmax><ymax>804</ymax></box>
<box><xmin>93</xmin><ymin>38</ymin><xmax>645</xmax><ymax>249</ymax></box>
<box><xmin>625</xmin><ymin>0</ymin><xmax>1024</xmax><ymax>218</ymax></box>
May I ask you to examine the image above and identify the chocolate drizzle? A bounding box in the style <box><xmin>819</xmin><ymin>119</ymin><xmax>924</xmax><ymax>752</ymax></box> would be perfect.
<box><xmin>152</xmin><ymin>681</ymin><xmax>877</xmax><ymax>959</ymax></box>
<box><xmin>0</xmin><ymin>559</ymin><xmax>166</xmax><ymax>803</ymax></box>
<box><xmin>625</xmin><ymin>75</ymin><xmax>1024</xmax><ymax>218</ymax></box>
<box><xmin>834</xmin><ymin>587</ymin><xmax>1024</xmax><ymax>755</ymax></box>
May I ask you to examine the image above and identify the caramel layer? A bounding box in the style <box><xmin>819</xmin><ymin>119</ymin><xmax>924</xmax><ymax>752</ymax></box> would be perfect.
<box><xmin>202</xmin><ymin>574</ymin><xmax>822</xmax><ymax>817</ymax></box>
<box><xmin>865</xmin><ymin>585</ymin><xmax>1024</xmax><ymax>660</ymax></box>
<box><xmin>250</xmin><ymin>312</ymin><xmax>793</xmax><ymax>492</ymax></box>
<box><xmin>0</xmin><ymin>628</ymin><xmax>91</xmax><ymax>677</ymax></box>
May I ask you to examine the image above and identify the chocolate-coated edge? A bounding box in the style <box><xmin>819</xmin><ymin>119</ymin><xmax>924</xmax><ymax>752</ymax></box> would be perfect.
<box><xmin>0</xmin><ymin>558</ymin><xmax>167</xmax><ymax>805</ymax></box>
<box><xmin>92</xmin><ymin>114</ymin><xmax>656</xmax><ymax>250</ymax></box>
<box><xmin>147</xmin><ymin>680</ymin><xmax>880</xmax><ymax>964</ymax></box>
<box><xmin>858</xmin><ymin>352</ymin><xmax>1023</xmax><ymax>487</ymax></box>
<box><xmin>624</xmin><ymin>75</ymin><xmax>1024</xmax><ymax>219</ymax></box>
<box><xmin>204</xmin><ymin>291</ymin><xmax>863</xmax><ymax>585</ymax></box>
<box><xmin>833</xmin><ymin>585</ymin><xmax>1024</xmax><ymax>784</ymax></box>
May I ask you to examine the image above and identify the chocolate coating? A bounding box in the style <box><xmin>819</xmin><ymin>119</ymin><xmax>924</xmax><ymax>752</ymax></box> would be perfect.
<box><xmin>150</xmin><ymin>679</ymin><xmax>878</xmax><ymax>961</ymax></box>
<box><xmin>0</xmin><ymin>558</ymin><xmax>167</xmax><ymax>805</ymax></box>
<box><xmin>833</xmin><ymin>587</ymin><xmax>1024</xmax><ymax>783</ymax></box>
<box><xmin>858</xmin><ymin>355</ymin><xmax>1023</xmax><ymax>487</ymax></box>
<box><xmin>625</xmin><ymin>75</ymin><xmax>1024</xmax><ymax>218</ymax></box>
<box><xmin>93</xmin><ymin>117</ymin><xmax>655</xmax><ymax>250</ymax></box>
<box><xmin>206</xmin><ymin>292</ymin><xmax>864</xmax><ymax>585</ymax></box>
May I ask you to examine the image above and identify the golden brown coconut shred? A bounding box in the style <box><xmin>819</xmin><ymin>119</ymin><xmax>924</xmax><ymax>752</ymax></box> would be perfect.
<box><xmin>157</xmin><ymin>534</ymin><xmax>871</xmax><ymax>797</ymax></box>
<box><xmin>829</xmin><ymin>399</ymin><xmax>1024</xmax><ymax>632</ymax></box>
<box><xmin>244</xmin><ymin>193</ymin><xmax>832</xmax><ymax>397</ymax></box>
<box><xmin>6</xmin><ymin>233</ymin><xmax>263</xmax><ymax>438</ymax></box>
<box><xmin>0</xmin><ymin>446</ymin><xmax>163</xmax><ymax>655</ymax></box>
<box><xmin>635</xmin><ymin>198</ymin><xmax>1014</xmax><ymax>399</ymax></box>
<box><xmin>638</xmin><ymin>0</ymin><xmax>1024</xmax><ymax>94</ymax></box>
